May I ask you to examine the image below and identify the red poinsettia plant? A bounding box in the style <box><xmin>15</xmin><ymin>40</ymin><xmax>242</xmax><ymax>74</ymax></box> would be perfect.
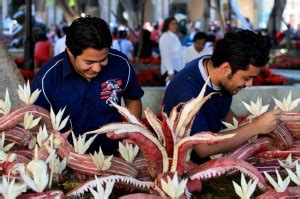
<box><xmin>136</xmin><ymin>68</ymin><xmax>165</xmax><ymax>86</ymax></box>
<box><xmin>269</xmin><ymin>54</ymin><xmax>300</xmax><ymax>69</ymax></box>
<box><xmin>14</xmin><ymin>57</ymin><xmax>36</xmax><ymax>81</ymax></box>
<box><xmin>253</xmin><ymin>67</ymin><xmax>287</xmax><ymax>86</ymax></box>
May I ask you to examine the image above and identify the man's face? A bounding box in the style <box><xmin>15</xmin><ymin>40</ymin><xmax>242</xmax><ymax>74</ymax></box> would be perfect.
<box><xmin>67</xmin><ymin>47</ymin><xmax>109</xmax><ymax>81</ymax></box>
<box><xmin>194</xmin><ymin>39</ymin><xmax>206</xmax><ymax>52</ymax></box>
<box><xmin>221</xmin><ymin>64</ymin><xmax>261</xmax><ymax>95</ymax></box>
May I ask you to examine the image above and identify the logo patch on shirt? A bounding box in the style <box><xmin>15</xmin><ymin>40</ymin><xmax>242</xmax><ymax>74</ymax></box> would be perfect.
<box><xmin>100</xmin><ymin>79</ymin><xmax>123</xmax><ymax>104</ymax></box>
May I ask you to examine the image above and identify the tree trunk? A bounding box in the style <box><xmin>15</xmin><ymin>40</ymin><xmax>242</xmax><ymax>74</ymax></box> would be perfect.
<box><xmin>214</xmin><ymin>0</ymin><xmax>226</xmax><ymax>34</ymax></box>
<box><xmin>267</xmin><ymin>0</ymin><xmax>287</xmax><ymax>42</ymax></box>
<box><xmin>34</xmin><ymin>0</ymin><xmax>47</xmax><ymax>22</ymax></box>
<box><xmin>57</xmin><ymin>0</ymin><xmax>81</xmax><ymax>22</ymax></box>
<box><xmin>118</xmin><ymin>0</ymin><xmax>145</xmax><ymax>30</ymax></box>
<box><xmin>202</xmin><ymin>0</ymin><xmax>211</xmax><ymax>32</ymax></box>
<box><xmin>86</xmin><ymin>0</ymin><xmax>100</xmax><ymax>17</ymax></box>
<box><xmin>0</xmin><ymin>43</ymin><xmax>25</xmax><ymax>107</ymax></box>
<box><xmin>136</xmin><ymin>0</ymin><xmax>146</xmax><ymax>63</ymax></box>
<box><xmin>24</xmin><ymin>0</ymin><xmax>34</xmax><ymax>71</ymax></box>
<box><xmin>230</xmin><ymin>0</ymin><xmax>251</xmax><ymax>29</ymax></box>
<box><xmin>0</xmin><ymin>0</ymin><xmax>3</xmax><ymax>41</ymax></box>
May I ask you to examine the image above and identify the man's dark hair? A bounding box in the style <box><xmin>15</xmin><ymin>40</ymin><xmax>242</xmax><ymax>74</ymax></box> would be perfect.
<box><xmin>66</xmin><ymin>16</ymin><xmax>112</xmax><ymax>57</ymax></box>
<box><xmin>193</xmin><ymin>31</ymin><xmax>207</xmax><ymax>42</ymax></box>
<box><xmin>161</xmin><ymin>16</ymin><xmax>176</xmax><ymax>33</ymax></box>
<box><xmin>211</xmin><ymin>29</ymin><xmax>270</xmax><ymax>74</ymax></box>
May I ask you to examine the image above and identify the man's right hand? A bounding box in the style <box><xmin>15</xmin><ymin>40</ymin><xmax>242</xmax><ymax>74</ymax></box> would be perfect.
<box><xmin>253</xmin><ymin>109</ymin><xmax>282</xmax><ymax>135</ymax></box>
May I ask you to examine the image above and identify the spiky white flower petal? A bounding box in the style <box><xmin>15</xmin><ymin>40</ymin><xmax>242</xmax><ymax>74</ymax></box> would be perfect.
<box><xmin>118</xmin><ymin>142</ymin><xmax>139</xmax><ymax>163</ymax></box>
<box><xmin>232</xmin><ymin>172</ymin><xmax>257</xmax><ymax>199</ymax></box>
<box><xmin>0</xmin><ymin>132</ymin><xmax>15</xmax><ymax>152</ymax></box>
<box><xmin>36</xmin><ymin>125</ymin><xmax>49</xmax><ymax>147</ymax></box>
<box><xmin>49</xmin><ymin>157</ymin><xmax>67</xmax><ymax>174</ymax></box>
<box><xmin>50</xmin><ymin>107</ymin><xmax>70</xmax><ymax>131</ymax></box>
<box><xmin>278</xmin><ymin>153</ymin><xmax>297</xmax><ymax>169</ymax></box>
<box><xmin>264</xmin><ymin>170</ymin><xmax>290</xmax><ymax>192</ymax></box>
<box><xmin>0</xmin><ymin>89</ymin><xmax>11</xmax><ymax>114</ymax></box>
<box><xmin>22</xmin><ymin>112</ymin><xmax>41</xmax><ymax>130</ymax></box>
<box><xmin>89</xmin><ymin>176</ymin><xmax>114</xmax><ymax>198</ymax></box>
<box><xmin>160</xmin><ymin>172</ymin><xmax>187</xmax><ymax>198</ymax></box>
<box><xmin>17</xmin><ymin>81</ymin><xmax>41</xmax><ymax>105</ymax></box>
<box><xmin>0</xmin><ymin>151</ymin><xmax>16</xmax><ymax>163</ymax></box>
<box><xmin>72</xmin><ymin>132</ymin><xmax>97</xmax><ymax>154</ymax></box>
<box><xmin>0</xmin><ymin>176</ymin><xmax>27</xmax><ymax>199</ymax></box>
<box><xmin>14</xmin><ymin>147</ymin><xmax>49</xmax><ymax>193</ymax></box>
<box><xmin>286</xmin><ymin>160</ymin><xmax>300</xmax><ymax>185</ymax></box>
<box><xmin>242</xmin><ymin>97</ymin><xmax>269</xmax><ymax>118</ymax></box>
<box><xmin>273</xmin><ymin>91</ymin><xmax>300</xmax><ymax>111</ymax></box>
<box><xmin>90</xmin><ymin>147</ymin><xmax>113</xmax><ymax>170</ymax></box>
<box><xmin>221</xmin><ymin>117</ymin><xmax>239</xmax><ymax>132</ymax></box>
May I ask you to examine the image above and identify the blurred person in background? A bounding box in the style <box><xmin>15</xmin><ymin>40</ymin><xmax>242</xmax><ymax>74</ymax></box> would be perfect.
<box><xmin>34</xmin><ymin>32</ymin><xmax>52</xmax><ymax>69</ymax></box>
<box><xmin>111</xmin><ymin>26</ymin><xmax>134</xmax><ymax>60</ymax></box>
<box><xmin>134</xmin><ymin>29</ymin><xmax>158</xmax><ymax>59</ymax></box>
<box><xmin>54</xmin><ymin>25</ymin><xmax>69</xmax><ymax>56</ymax></box>
<box><xmin>183</xmin><ymin>31</ymin><xmax>212</xmax><ymax>64</ymax></box>
<box><xmin>159</xmin><ymin>16</ymin><xmax>184</xmax><ymax>84</ymax></box>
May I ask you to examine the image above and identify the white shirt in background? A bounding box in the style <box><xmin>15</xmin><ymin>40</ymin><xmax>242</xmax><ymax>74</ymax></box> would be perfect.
<box><xmin>159</xmin><ymin>31</ymin><xmax>185</xmax><ymax>75</ymax></box>
<box><xmin>183</xmin><ymin>45</ymin><xmax>213</xmax><ymax>64</ymax></box>
<box><xmin>54</xmin><ymin>35</ymin><xmax>66</xmax><ymax>56</ymax></box>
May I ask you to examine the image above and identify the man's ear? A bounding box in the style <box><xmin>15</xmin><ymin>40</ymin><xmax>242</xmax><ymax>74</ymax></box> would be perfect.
<box><xmin>219</xmin><ymin>62</ymin><xmax>232</xmax><ymax>76</ymax></box>
<box><xmin>66</xmin><ymin>47</ymin><xmax>72</xmax><ymax>56</ymax></box>
<box><xmin>66</xmin><ymin>47</ymin><xmax>76</xmax><ymax>62</ymax></box>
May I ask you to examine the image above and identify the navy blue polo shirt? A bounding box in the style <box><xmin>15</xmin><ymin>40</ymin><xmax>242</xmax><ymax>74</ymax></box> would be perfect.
<box><xmin>31</xmin><ymin>49</ymin><xmax>144</xmax><ymax>155</ymax></box>
<box><xmin>163</xmin><ymin>56</ymin><xmax>232</xmax><ymax>163</ymax></box>
<box><xmin>163</xmin><ymin>56</ymin><xmax>232</xmax><ymax>134</ymax></box>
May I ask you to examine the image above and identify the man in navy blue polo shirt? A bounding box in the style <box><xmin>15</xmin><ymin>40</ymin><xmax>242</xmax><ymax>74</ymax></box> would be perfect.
<box><xmin>31</xmin><ymin>16</ymin><xmax>144</xmax><ymax>155</ymax></box>
<box><xmin>163</xmin><ymin>30</ymin><xmax>282</xmax><ymax>163</ymax></box>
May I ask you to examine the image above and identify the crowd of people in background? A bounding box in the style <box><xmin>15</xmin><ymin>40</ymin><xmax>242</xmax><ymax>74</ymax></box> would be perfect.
<box><xmin>32</xmin><ymin>23</ymin><xmax>69</xmax><ymax>70</ymax></box>
<box><xmin>27</xmin><ymin>15</ymin><xmax>279</xmax><ymax>86</ymax></box>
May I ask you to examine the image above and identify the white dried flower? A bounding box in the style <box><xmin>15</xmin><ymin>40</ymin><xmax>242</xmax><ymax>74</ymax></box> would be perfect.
<box><xmin>0</xmin><ymin>89</ymin><xmax>11</xmax><ymax>114</ymax></box>
<box><xmin>0</xmin><ymin>176</ymin><xmax>27</xmax><ymax>199</ymax></box>
<box><xmin>0</xmin><ymin>132</ymin><xmax>15</xmax><ymax>152</ymax></box>
<box><xmin>89</xmin><ymin>176</ymin><xmax>114</xmax><ymax>198</ymax></box>
<box><xmin>90</xmin><ymin>147</ymin><xmax>113</xmax><ymax>171</ymax></box>
<box><xmin>50</xmin><ymin>107</ymin><xmax>69</xmax><ymax>131</ymax></box>
<box><xmin>161</xmin><ymin>172</ymin><xmax>187</xmax><ymax>198</ymax></box>
<box><xmin>232</xmin><ymin>172</ymin><xmax>257</xmax><ymax>199</ymax></box>
<box><xmin>273</xmin><ymin>91</ymin><xmax>300</xmax><ymax>111</ymax></box>
<box><xmin>22</xmin><ymin>112</ymin><xmax>41</xmax><ymax>130</ymax></box>
<box><xmin>17</xmin><ymin>81</ymin><xmax>41</xmax><ymax>105</ymax></box>
<box><xmin>242</xmin><ymin>97</ymin><xmax>269</xmax><ymax>119</ymax></box>
<box><xmin>278</xmin><ymin>153</ymin><xmax>297</xmax><ymax>169</ymax></box>
<box><xmin>118</xmin><ymin>142</ymin><xmax>139</xmax><ymax>163</ymax></box>
<box><xmin>286</xmin><ymin>160</ymin><xmax>300</xmax><ymax>185</ymax></box>
<box><xmin>36</xmin><ymin>125</ymin><xmax>49</xmax><ymax>147</ymax></box>
<box><xmin>72</xmin><ymin>132</ymin><xmax>97</xmax><ymax>154</ymax></box>
<box><xmin>264</xmin><ymin>169</ymin><xmax>290</xmax><ymax>192</ymax></box>
<box><xmin>221</xmin><ymin>117</ymin><xmax>239</xmax><ymax>132</ymax></box>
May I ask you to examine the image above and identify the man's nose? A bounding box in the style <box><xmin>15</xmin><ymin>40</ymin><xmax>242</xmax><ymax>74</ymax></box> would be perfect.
<box><xmin>92</xmin><ymin>63</ymin><xmax>101</xmax><ymax>73</ymax></box>
<box><xmin>245</xmin><ymin>78</ymin><xmax>253</xmax><ymax>87</ymax></box>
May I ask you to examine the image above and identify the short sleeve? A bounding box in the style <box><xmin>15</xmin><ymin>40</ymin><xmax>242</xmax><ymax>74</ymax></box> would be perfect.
<box><xmin>123</xmin><ymin>65</ymin><xmax>144</xmax><ymax>99</ymax></box>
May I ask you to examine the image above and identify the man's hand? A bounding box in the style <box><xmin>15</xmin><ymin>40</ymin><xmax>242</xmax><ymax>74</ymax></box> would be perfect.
<box><xmin>253</xmin><ymin>109</ymin><xmax>282</xmax><ymax>135</ymax></box>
